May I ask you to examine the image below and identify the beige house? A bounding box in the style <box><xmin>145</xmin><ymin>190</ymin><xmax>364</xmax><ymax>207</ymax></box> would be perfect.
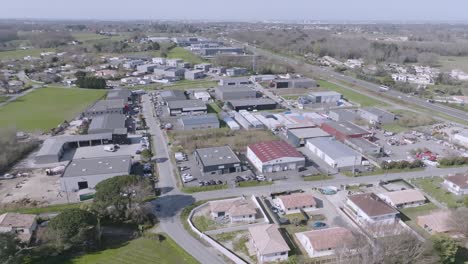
<box><xmin>0</xmin><ymin>213</ymin><xmax>37</xmax><ymax>242</ymax></box>
<box><xmin>209</xmin><ymin>197</ymin><xmax>258</xmax><ymax>223</ymax></box>
<box><xmin>275</xmin><ymin>193</ymin><xmax>317</xmax><ymax>214</ymax></box>
<box><xmin>248</xmin><ymin>224</ymin><xmax>290</xmax><ymax>263</ymax></box>
<box><xmin>377</xmin><ymin>189</ymin><xmax>426</xmax><ymax>208</ymax></box>
<box><xmin>296</xmin><ymin>227</ymin><xmax>354</xmax><ymax>258</ymax></box>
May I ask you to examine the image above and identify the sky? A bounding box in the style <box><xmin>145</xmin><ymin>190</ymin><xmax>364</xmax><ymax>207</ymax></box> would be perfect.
<box><xmin>1</xmin><ymin>0</ymin><xmax>468</xmax><ymax>22</ymax></box>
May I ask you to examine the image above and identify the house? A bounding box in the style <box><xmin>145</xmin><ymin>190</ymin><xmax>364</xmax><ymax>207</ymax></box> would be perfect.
<box><xmin>166</xmin><ymin>59</ymin><xmax>183</xmax><ymax>67</ymax></box>
<box><xmin>179</xmin><ymin>114</ymin><xmax>220</xmax><ymax>130</ymax></box>
<box><xmin>286</xmin><ymin>127</ymin><xmax>330</xmax><ymax>147</ymax></box>
<box><xmin>215</xmin><ymin>85</ymin><xmax>256</xmax><ymax>100</ymax></box>
<box><xmin>60</xmin><ymin>155</ymin><xmax>132</xmax><ymax>191</ymax></box>
<box><xmin>247</xmin><ymin>140</ymin><xmax>305</xmax><ymax>173</ymax></box>
<box><xmin>377</xmin><ymin>189</ymin><xmax>426</xmax><ymax>208</ymax></box>
<box><xmin>248</xmin><ymin>224</ymin><xmax>290</xmax><ymax>263</ymax></box>
<box><xmin>227</xmin><ymin>98</ymin><xmax>277</xmax><ymax>111</ymax></box>
<box><xmin>184</xmin><ymin>70</ymin><xmax>205</xmax><ymax>80</ymax></box>
<box><xmin>344</xmin><ymin>137</ymin><xmax>382</xmax><ymax>155</ymax></box>
<box><xmin>271</xmin><ymin>78</ymin><xmax>317</xmax><ymax>89</ymax></box>
<box><xmin>218</xmin><ymin>77</ymin><xmax>251</xmax><ymax>86</ymax></box>
<box><xmin>417</xmin><ymin>211</ymin><xmax>455</xmax><ymax>235</ymax></box>
<box><xmin>296</xmin><ymin>227</ymin><xmax>354</xmax><ymax>258</ymax></box>
<box><xmin>358</xmin><ymin>107</ymin><xmax>395</xmax><ymax>124</ymax></box>
<box><xmin>208</xmin><ymin>197</ymin><xmax>258</xmax><ymax>223</ymax></box>
<box><xmin>167</xmin><ymin>99</ymin><xmax>207</xmax><ymax>116</ymax></box>
<box><xmin>328</xmin><ymin>109</ymin><xmax>359</xmax><ymax>122</ymax></box>
<box><xmin>152</xmin><ymin>57</ymin><xmax>166</xmax><ymax>65</ymax></box>
<box><xmin>320</xmin><ymin>121</ymin><xmax>371</xmax><ymax>141</ymax></box>
<box><xmin>95</xmin><ymin>69</ymin><xmax>118</xmax><ymax>78</ymax></box>
<box><xmin>136</xmin><ymin>64</ymin><xmax>159</xmax><ymax>73</ymax></box>
<box><xmin>83</xmin><ymin>99</ymin><xmax>127</xmax><ymax>118</ymax></box>
<box><xmin>160</xmin><ymin>90</ymin><xmax>187</xmax><ymax>102</ymax></box>
<box><xmin>275</xmin><ymin>193</ymin><xmax>317</xmax><ymax>214</ymax></box>
<box><xmin>226</xmin><ymin>67</ymin><xmax>248</xmax><ymax>77</ymax></box>
<box><xmin>345</xmin><ymin>193</ymin><xmax>399</xmax><ymax>227</ymax></box>
<box><xmin>443</xmin><ymin>173</ymin><xmax>468</xmax><ymax>195</ymax></box>
<box><xmin>308</xmin><ymin>91</ymin><xmax>342</xmax><ymax>104</ymax></box>
<box><xmin>193</xmin><ymin>91</ymin><xmax>211</xmax><ymax>102</ymax></box>
<box><xmin>306</xmin><ymin>138</ymin><xmax>362</xmax><ymax>168</ymax></box>
<box><xmin>194</xmin><ymin>146</ymin><xmax>241</xmax><ymax>175</ymax></box>
<box><xmin>0</xmin><ymin>213</ymin><xmax>37</xmax><ymax>243</ymax></box>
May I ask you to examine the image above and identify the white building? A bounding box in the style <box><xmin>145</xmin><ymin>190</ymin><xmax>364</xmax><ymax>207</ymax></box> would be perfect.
<box><xmin>443</xmin><ymin>174</ymin><xmax>468</xmax><ymax>195</ymax></box>
<box><xmin>296</xmin><ymin>227</ymin><xmax>354</xmax><ymax>258</ymax></box>
<box><xmin>452</xmin><ymin>130</ymin><xmax>468</xmax><ymax>148</ymax></box>
<box><xmin>345</xmin><ymin>193</ymin><xmax>399</xmax><ymax>227</ymax></box>
<box><xmin>306</xmin><ymin>138</ymin><xmax>362</xmax><ymax>168</ymax></box>
<box><xmin>275</xmin><ymin>193</ymin><xmax>317</xmax><ymax>214</ymax></box>
<box><xmin>193</xmin><ymin>91</ymin><xmax>211</xmax><ymax>102</ymax></box>
<box><xmin>248</xmin><ymin>224</ymin><xmax>290</xmax><ymax>263</ymax></box>
<box><xmin>247</xmin><ymin>140</ymin><xmax>305</xmax><ymax>173</ymax></box>
<box><xmin>377</xmin><ymin>189</ymin><xmax>426</xmax><ymax>208</ymax></box>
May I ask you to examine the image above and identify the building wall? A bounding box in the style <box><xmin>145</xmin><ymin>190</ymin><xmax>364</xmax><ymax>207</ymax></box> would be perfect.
<box><xmin>258</xmin><ymin>251</ymin><xmax>288</xmax><ymax>263</ymax></box>
<box><xmin>276</xmin><ymin>199</ymin><xmax>315</xmax><ymax>215</ymax></box>
<box><xmin>346</xmin><ymin>199</ymin><xmax>397</xmax><ymax>226</ymax></box>
<box><xmin>443</xmin><ymin>180</ymin><xmax>468</xmax><ymax>195</ymax></box>
<box><xmin>231</xmin><ymin>214</ymin><xmax>256</xmax><ymax>223</ymax></box>
<box><xmin>60</xmin><ymin>173</ymin><xmax>128</xmax><ymax>191</ymax></box>
<box><xmin>247</xmin><ymin>147</ymin><xmax>305</xmax><ymax>173</ymax></box>
<box><xmin>297</xmin><ymin>234</ymin><xmax>335</xmax><ymax>258</ymax></box>
<box><xmin>306</xmin><ymin>141</ymin><xmax>360</xmax><ymax>168</ymax></box>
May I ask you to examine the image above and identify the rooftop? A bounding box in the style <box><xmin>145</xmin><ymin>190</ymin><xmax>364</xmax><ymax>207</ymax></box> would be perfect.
<box><xmin>329</xmin><ymin>109</ymin><xmax>359</xmax><ymax>120</ymax></box>
<box><xmin>322</xmin><ymin>121</ymin><xmax>369</xmax><ymax>135</ymax></box>
<box><xmin>216</xmin><ymin>85</ymin><xmax>254</xmax><ymax>93</ymax></box>
<box><xmin>0</xmin><ymin>213</ymin><xmax>36</xmax><ymax>229</ymax></box>
<box><xmin>445</xmin><ymin>173</ymin><xmax>468</xmax><ymax>188</ymax></box>
<box><xmin>195</xmin><ymin>146</ymin><xmax>240</xmax><ymax>167</ymax></box>
<box><xmin>167</xmin><ymin>99</ymin><xmax>206</xmax><ymax>109</ymax></box>
<box><xmin>160</xmin><ymin>90</ymin><xmax>187</xmax><ymax>101</ymax></box>
<box><xmin>87</xmin><ymin>99</ymin><xmax>125</xmax><ymax>112</ymax></box>
<box><xmin>248</xmin><ymin>140</ymin><xmax>303</xmax><ymax>162</ymax></box>
<box><xmin>288</xmin><ymin>127</ymin><xmax>330</xmax><ymax>139</ymax></box>
<box><xmin>277</xmin><ymin>193</ymin><xmax>316</xmax><ymax>209</ymax></box>
<box><xmin>228</xmin><ymin>98</ymin><xmax>276</xmax><ymax>108</ymax></box>
<box><xmin>62</xmin><ymin>155</ymin><xmax>131</xmax><ymax>178</ymax></box>
<box><xmin>348</xmin><ymin>193</ymin><xmax>398</xmax><ymax>217</ymax></box>
<box><xmin>209</xmin><ymin>197</ymin><xmax>257</xmax><ymax>217</ymax></box>
<box><xmin>309</xmin><ymin>91</ymin><xmax>342</xmax><ymax>97</ymax></box>
<box><xmin>298</xmin><ymin>227</ymin><xmax>354</xmax><ymax>251</ymax></box>
<box><xmin>307</xmin><ymin>137</ymin><xmax>359</xmax><ymax>159</ymax></box>
<box><xmin>378</xmin><ymin>189</ymin><xmax>426</xmax><ymax>206</ymax></box>
<box><xmin>36</xmin><ymin>133</ymin><xmax>113</xmax><ymax>158</ymax></box>
<box><xmin>180</xmin><ymin>114</ymin><xmax>219</xmax><ymax>126</ymax></box>
<box><xmin>249</xmin><ymin>224</ymin><xmax>290</xmax><ymax>255</ymax></box>
<box><xmin>88</xmin><ymin>113</ymin><xmax>127</xmax><ymax>134</ymax></box>
<box><xmin>107</xmin><ymin>89</ymin><xmax>131</xmax><ymax>100</ymax></box>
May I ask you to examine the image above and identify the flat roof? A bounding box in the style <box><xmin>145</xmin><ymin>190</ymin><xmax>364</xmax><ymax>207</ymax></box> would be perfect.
<box><xmin>180</xmin><ymin>114</ymin><xmax>219</xmax><ymax>126</ymax></box>
<box><xmin>322</xmin><ymin>121</ymin><xmax>369</xmax><ymax>135</ymax></box>
<box><xmin>195</xmin><ymin>146</ymin><xmax>240</xmax><ymax>167</ymax></box>
<box><xmin>160</xmin><ymin>90</ymin><xmax>187</xmax><ymax>101</ymax></box>
<box><xmin>289</xmin><ymin>127</ymin><xmax>330</xmax><ymax>139</ymax></box>
<box><xmin>86</xmin><ymin>99</ymin><xmax>125</xmax><ymax>112</ymax></box>
<box><xmin>307</xmin><ymin>137</ymin><xmax>359</xmax><ymax>159</ymax></box>
<box><xmin>89</xmin><ymin>113</ymin><xmax>126</xmax><ymax>133</ymax></box>
<box><xmin>228</xmin><ymin>98</ymin><xmax>276</xmax><ymax>107</ymax></box>
<box><xmin>309</xmin><ymin>91</ymin><xmax>342</xmax><ymax>97</ymax></box>
<box><xmin>346</xmin><ymin>137</ymin><xmax>380</xmax><ymax>149</ymax></box>
<box><xmin>62</xmin><ymin>155</ymin><xmax>131</xmax><ymax>178</ymax></box>
<box><xmin>107</xmin><ymin>89</ymin><xmax>131</xmax><ymax>100</ymax></box>
<box><xmin>216</xmin><ymin>85</ymin><xmax>255</xmax><ymax>93</ymax></box>
<box><xmin>167</xmin><ymin>99</ymin><xmax>206</xmax><ymax>109</ymax></box>
<box><xmin>36</xmin><ymin>133</ymin><xmax>113</xmax><ymax>158</ymax></box>
<box><xmin>330</xmin><ymin>109</ymin><xmax>359</xmax><ymax>120</ymax></box>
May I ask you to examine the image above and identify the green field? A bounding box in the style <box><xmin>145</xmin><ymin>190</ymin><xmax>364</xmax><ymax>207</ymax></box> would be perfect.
<box><xmin>0</xmin><ymin>95</ymin><xmax>7</xmax><ymax>103</ymax></box>
<box><xmin>68</xmin><ymin>236</ymin><xmax>199</xmax><ymax>264</ymax></box>
<box><xmin>0</xmin><ymin>87</ymin><xmax>106</xmax><ymax>131</ymax></box>
<box><xmin>411</xmin><ymin>177</ymin><xmax>464</xmax><ymax>208</ymax></box>
<box><xmin>0</xmin><ymin>203</ymin><xmax>82</xmax><ymax>215</ymax></box>
<box><xmin>381</xmin><ymin>123</ymin><xmax>408</xmax><ymax>133</ymax></box>
<box><xmin>439</xmin><ymin>56</ymin><xmax>468</xmax><ymax>73</ymax></box>
<box><xmin>317</xmin><ymin>80</ymin><xmax>386</xmax><ymax>107</ymax></box>
<box><xmin>0</xmin><ymin>48</ymin><xmax>55</xmax><ymax>60</ymax></box>
<box><xmin>167</xmin><ymin>47</ymin><xmax>206</xmax><ymax>64</ymax></box>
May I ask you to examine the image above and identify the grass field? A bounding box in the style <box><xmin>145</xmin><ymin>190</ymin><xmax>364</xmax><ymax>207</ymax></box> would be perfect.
<box><xmin>439</xmin><ymin>56</ymin><xmax>468</xmax><ymax>73</ymax></box>
<box><xmin>0</xmin><ymin>87</ymin><xmax>106</xmax><ymax>131</ymax></box>
<box><xmin>411</xmin><ymin>177</ymin><xmax>464</xmax><ymax>208</ymax></box>
<box><xmin>0</xmin><ymin>48</ymin><xmax>55</xmax><ymax>60</ymax></box>
<box><xmin>167</xmin><ymin>47</ymin><xmax>206</xmax><ymax>64</ymax></box>
<box><xmin>238</xmin><ymin>181</ymin><xmax>273</xmax><ymax>188</ymax></box>
<box><xmin>0</xmin><ymin>95</ymin><xmax>8</xmax><ymax>103</ymax></box>
<box><xmin>0</xmin><ymin>203</ymin><xmax>82</xmax><ymax>215</ymax></box>
<box><xmin>317</xmin><ymin>80</ymin><xmax>386</xmax><ymax>107</ymax></box>
<box><xmin>181</xmin><ymin>185</ymin><xmax>228</xmax><ymax>193</ymax></box>
<box><xmin>381</xmin><ymin>123</ymin><xmax>408</xmax><ymax>133</ymax></box>
<box><xmin>69</xmin><ymin>235</ymin><xmax>199</xmax><ymax>264</ymax></box>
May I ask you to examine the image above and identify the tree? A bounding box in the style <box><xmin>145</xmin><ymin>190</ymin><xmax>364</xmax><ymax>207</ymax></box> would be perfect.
<box><xmin>432</xmin><ymin>234</ymin><xmax>459</xmax><ymax>264</ymax></box>
<box><xmin>47</xmin><ymin>208</ymin><xmax>98</xmax><ymax>251</ymax></box>
<box><xmin>0</xmin><ymin>233</ymin><xmax>20</xmax><ymax>264</ymax></box>
<box><xmin>140</xmin><ymin>149</ymin><xmax>152</xmax><ymax>162</ymax></box>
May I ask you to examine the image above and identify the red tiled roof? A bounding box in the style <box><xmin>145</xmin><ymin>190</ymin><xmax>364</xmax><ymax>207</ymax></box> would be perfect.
<box><xmin>248</xmin><ymin>140</ymin><xmax>303</xmax><ymax>162</ymax></box>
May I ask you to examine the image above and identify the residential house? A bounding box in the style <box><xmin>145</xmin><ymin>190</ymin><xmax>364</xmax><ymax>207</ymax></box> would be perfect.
<box><xmin>296</xmin><ymin>227</ymin><xmax>354</xmax><ymax>258</ymax></box>
<box><xmin>275</xmin><ymin>193</ymin><xmax>317</xmax><ymax>214</ymax></box>
<box><xmin>443</xmin><ymin>173</ymin><xmax>468</xmax><ymax>195</ymax></box>
<box><xmin>248</xmin><ymin>224</ymin><xmax>290</xmax><ymax>263</ymax></box>
<box><xmin>208</xmin><ymin>197</ymin><xmax>258</xmax><ymax>223</ymax></box>
<box><xmin>345</xmin><ymin>193</ymin><xmax>399</xmax><ymax>227</ymax></box>
<box><xmin>377</xmin><ymin>189</ymin><xmax>426</xmax><ymax>208</ymax></box>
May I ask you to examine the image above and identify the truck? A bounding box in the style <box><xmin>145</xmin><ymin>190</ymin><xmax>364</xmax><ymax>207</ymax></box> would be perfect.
<box><xmin>45</xmin><ymin>166</ymin><xmax>65</xmax><ymax>175</ymax></box>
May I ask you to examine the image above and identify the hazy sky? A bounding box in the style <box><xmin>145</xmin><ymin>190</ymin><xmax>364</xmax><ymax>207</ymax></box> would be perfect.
<box><xmin>1</xmin><ymin>0</ymin><xmax>468</xmax><ymax>22</ymax></box>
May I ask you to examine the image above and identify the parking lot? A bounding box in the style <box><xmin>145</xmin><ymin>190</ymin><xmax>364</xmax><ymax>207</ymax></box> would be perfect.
<box><xmin>71</xmin><ymin>135</ymin><xmax>144</xmax><ymax>160</ymax></box>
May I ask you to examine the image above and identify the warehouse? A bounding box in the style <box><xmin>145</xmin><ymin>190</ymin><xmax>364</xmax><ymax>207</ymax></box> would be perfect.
<box><xmin>60</xmin><ymin>155</ymin><xmax>132</xmax><ymax>191</ymax></box>
<box><xmin>287</xmin><ymin>127</ymin><xmax>331</xmax><ymax>147</ymax></box>
<box><xmin>107</xmin><ymin>89</ymin><xmax>132</xmax><ymax>103</ymax></box>
<box><xmin>160</xmin><ymin>90</ymin><xmax>187</xmax><ymax>102</ymax></box>
<box><xmin>179</xmin><ymin>114</ymin><xmax>220</xmax><ymax>130</ymax></box>
<box><xmin>228</xmin><ymin>98</ymin><xmax>277</xmax><ymax>111</ymax></box>
<box><xmin>194</xmin><ymin>146</ymin><xmax>242</xmax><ymax>175</ymax></box>
<box><xmin>167</xmin><ymin>99</ymin><xmax>207</xmax><ymax>116</ymax></box>
<box><xmin>184</xmin><ymin>70</ymin><xmax>205</xmax><ymax>80</ymax></box>
<box><xmin>320</xmin><ymin>121</ymin><xmax>371</xmax><ymax>141</ymax></box>
<box><xmin>271</xmin><ymin>78</ymin><xmax>317</xmax><ymax>89</ymax></box>
<box><xmin>345</xmin><ymin>137</ymin><xmax>382</xmax><ymax>155</ymax></box>
<box><xmin>218</xmin><ymin>77</ymin><xmax>251</xmax><ymax>86</ymax></box>
<box><xmin>306</xmin><ymin>137</ymin><xmax>362</xmax><ymax>168</ymax></box>
<box><xmin>153</xmin><ymin>67</ymin><xmax>185</xmax><ymax>78</ymax></box>
<box><xmin>88</xmin><ymin>113</ymin><xmax>129</xmax><ymax>144</ymax></box>
<box><xmin>35</xmin><ymin>133</ymin><xmax>113</xmax><ymax>164</ymax></box>
<box><xmin>358</xmin><ymin>107</ymin><xmax>395</xmax><ymax>124</ymax></box>
<box><xmin>247</xmin><ymin>140</ymin><xmax>305</xmax><ymax>173</ymax></box>
<box><xmin>215</xmin><ymin>86</ymin><xmax>256</xmax><ymax>100</ymax></box>
<box><xmin>193</xmin><ymin>91</ymin><xmax>211</xmax><ymax>102</ymax></box>
<box><xmin>308</xmin><ymin>91</ymin><xmax>343</xmax><ymax>104</ymax></box>
<box><xmin>83</xmin><ymin>99</ymin><xmax>127</xmax><ymax>118</ymax></box>
<box><xmin>328</xmin><ymin>109</ymin><xmax>359</xmax><ymax>122</ymax></box>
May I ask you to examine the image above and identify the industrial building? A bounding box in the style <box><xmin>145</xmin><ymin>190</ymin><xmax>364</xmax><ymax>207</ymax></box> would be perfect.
<box><xmin>35</xmin><ymin>133</ymin><xmax>113</xmax><ymax>164</ymax></box>
<box><xmin>358</xmin><ymin>107</ymin><xmax>395</xmax><ymax>124</ymax></box>
<box><xmin>328</xmin><ymin>109</ymin><xmax>359</xmax><ymax>122</ymax></box>
<box><xmin>345</xmin><ymin>137</ymin><xmax>382</xmax><ymax>155</ymax></box>
<box><xmin>239</xmin><ymin>110</ymin><xmax>263</xmax><ymax>129</ymax></box>
<box><xmin>194</xmin><ymin>63</ymin><xmax>212</xmax><ymax>72</ymax></box>
<box><xmin>160</xmin><ymin>90</ymin><xmax>187</xmax><ymax>102</ymax></box>
<box><xmin>193</xmin><ymin>91</ymin><xmax>211</xmax><ymax>102</ymax></box>
<box><xmin>223</xmin><ymin>117</ymin><xmax>240</xmax><ymax>130</ymax></box>
<box><xmin>227</xmin><ymin>98</ymin><xmax>277</xmax><ymax>111</ymax></box>
<box><xmin>184</xmin><ymin>70</ymin><xmax>205</xmax><ymax>80</ymax></box>
<box><xmin>286</xmin><ymin>127</ymin><xmax>331</xmax><ymax>147</ymax></box>
<box><xmin>271</xmin><ymin>78</ymin><xmax>317</xmax><ymax>89</ymax></box>
<box><xmin>215</xmin><ymin>86</ymin><xmax>256</xmax><ymax>100</ymax></box>
<box><xmin>218</xmin><ymin>77</ymin><xmax>251</xmax><ymax>86</ymax></box>
<box><xmin>226</xmin><ymin>67</ymin><xmax>248</xmax><ymax>77</ymax></box>
<box><xmin>306</xmin><ymin>137</ymin><xmax>362</xmax><ymax>168</ymax></box>
<box><xmin>153</xmin><ymin>67</ymin><xmax>185</xmax><ymax>78</ymax></box>
<box><xmin>167</xmin><ymin>99</ymin><xmax>207</xmax><ymax>116</ymax></box>
<box><xmin>60</xmin><ymin>155</ymin><xmax>132</xmax><ymax>191</ymax></box>
<box><xmin>88</xmin><ymin>113</ymin><xmax>129</xmax><ymax>144</ymax></box>
<box><xmin>308</xmin><ymin>91</ymin><xmax>343</xmax><ymax>104</ymax></box>
<box><xmin>179</xmin><ymin>114</ymin><xmax>220</xmax><ymax>130</ymax></box>
<box><xmin>83</xmin><ymin>99</ymin><xmax>126</xmax><ymax>118</ymax></box>
<box><xmin>107</xmin><ymin>89</ymin><xmax>132</xmax><ymax>103</ymax></box>
<box><xmin>194</xmin><ymin>146</ymin><xmax>242</xmax><ymax>175</ymax></box>
<box><xmin>247</xmin><ymin>140</ymin><xmax>305</xmax><ymax>173</ymax></box>
<box><xmin>320</xmin><ymin>121</ymin><xmax>371</xmax><ymax>141</ymax></box>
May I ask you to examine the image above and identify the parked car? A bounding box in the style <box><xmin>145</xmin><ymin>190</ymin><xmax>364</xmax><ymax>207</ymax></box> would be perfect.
<box><xmin>235</xmin><ymin>176</ymin><xmax>245</xmax><ymax>182</ymax></box>
<box><xmin>312</xmin><ymin>221</ymin><xmax>327</xmax><ymax>229</ymax></box>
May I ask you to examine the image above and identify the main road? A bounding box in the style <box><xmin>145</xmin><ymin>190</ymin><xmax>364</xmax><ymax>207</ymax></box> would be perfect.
<box><xmin>234</xmin><ymin>40</ymin><xmax>468</xmax><ymax>123</ymax></box>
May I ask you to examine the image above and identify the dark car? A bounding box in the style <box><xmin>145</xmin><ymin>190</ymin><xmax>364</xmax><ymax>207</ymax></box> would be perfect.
<box><xmin>209</xmin><ymin>180</ymin><xmax>216</xmax><ymax>185</ymax></box>
<box><xmin>217</xmin><ymin>180</ymin><xmax>223</xmax><ymax>185</ymax></box>
<box><xmin>235</xmin><ymin>176</ymin><xmax>245</xmax><ymax>182</ymax></box>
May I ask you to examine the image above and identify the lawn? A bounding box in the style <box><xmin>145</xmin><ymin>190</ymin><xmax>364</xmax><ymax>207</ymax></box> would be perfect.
<box><xmin>0</xmin><ymin>87</ymin><xmax>106</xmax><ymax>131</ymax></box>
<box><xmin>238</xmin><ymin>181</ymin><xmax>273</xmax><ymax>188</ymax></box>
<box><xmin>0</xmin><ymin>203</ymin><xmax>82</xmax><ymax>215</ymax></box>
<box><xmin>163</xmin><ymin>79</ymin><xmax>218</xmax><ymax>90</ymax></box>
<box><xmin>316</xmin><ymin>80</ymin><xmax>386</xmax><ymax>107</ymax></box>
<box><xmin>192</xmin><ymin>215</ymin><xmax>216</xmax><ymax>232</ymax></box>
<box><xmin>0</xmin><ymin>48</ymin><xmax>55</xmax><ymax>60</ymax></box>
<box><xmin>411</xmin><ymin>177</ymin><xmax>464</xmax><ymax>208</ymax></box>
<box><xmin>207</xmin><ymin>103</ymin><xmax>222</xmax><ymax>114</ymax></box>
<box><xmin>181</xmin><ymin>184</ymin><xmax>228</xmax><ymax>193</ymax></box>
<box><xmin>0</xmin><ymin>95</ymin><xmax>8</xmax><ymax>103</ymax></box>
<box><xmin>381</xmin><ymin>123</ymin><xmax>408</xmax><ymax>133</ymax></box>
<box><xmin>167</xmin><ymin>47</ymin><xmax>206</xmax><ymax>64</ymax></box>
<box><xmin>343</xmin><ymin>167</ymin><xmax>424</xmax><ymax>177</ymax></box>
<box><xmin>438</xmin><ymin>56</ymin><xmax>468</xmax><ymax>73</ymax></box>
<box><xmin>68</xmin><ymin>235</ymin><xmax>199</xmax><ymax>264</ymax></box>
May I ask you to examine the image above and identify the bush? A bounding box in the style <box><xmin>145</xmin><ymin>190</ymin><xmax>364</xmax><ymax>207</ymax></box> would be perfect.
<box><xmin>381</xmin><ymin>160</ymin><xmax>425</xmax><ymax>170</ymax></box>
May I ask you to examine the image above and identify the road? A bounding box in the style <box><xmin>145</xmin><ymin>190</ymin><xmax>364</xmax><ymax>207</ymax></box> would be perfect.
<box><xmin>237</xmin><ymin>41</ymin><xmax>468</xmax><ymax>123</ymax></box>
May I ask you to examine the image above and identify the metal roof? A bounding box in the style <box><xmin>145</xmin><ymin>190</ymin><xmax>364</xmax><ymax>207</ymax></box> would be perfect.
<box><xmin>167</xmin><ymin>99</ymin><xmax>206</xmax><ymax>109</ymax></box>
<box><xmin>86</xmin><ymin>99</ymin><xmax>125</xmax><ymax>112</ymax></box>
<box><xmin>248</xmin><ymin>140</ymin><xmax>303</xmax><ymax>162</ymax></box>
<box><xmin>195</xmin><ymin>146</ymin><xmax>240</xmax><ymax>167</ymax></box>
<box><xmin>160</xmin><ymin>90</ymin><xmax>187</xmax><ymax>101</ymax></box>
<box><xmin>107</xmin><ymin>89</ymin><xmax>131</xmax><ymax>100</ymax></box>
<box><xmin>180</xmin><ymin>114</ymin><xmax>219</xmax><ymax>126</ymax></box>
<box><xmin>216</xmin><ymin>85</ymin><xmax>254</xmax><ymax>93</ymax></box>
<box><xmin>309</xmin><ymin>91</ymin><xmax>342</xmax><ymax>97</ymax></box>
<box><xmin>288</xmin><ymin>127</ymin><xmax>330</xmax><ymax>139</ymax></box>
<box><xmin>307</xmin><ymin>137</ymin><xmax>359</xmax><ymax>159</ymax></box>
<box><xmin>228</xmin><ymin>98</ymin><xmax>276</xmax><ymax>108</ymax></box>
<box><xmin>36</xmin><ymin>133</ymin><xmax>113</xmax><ymax>158</ymax></box>
<box><xmin>322</xmin><ymin>121</ymin><xmax>369</xmax><ymax>135</ymax></box>
<box><xmin>88</xmin><ymin>113</ymin><xmax>127</xmax><ymax>133</ymax></box>
<box><xmin>62</xmin><ymin>155</ymin><xmax>132</xmax><ymax>178</ymax></box>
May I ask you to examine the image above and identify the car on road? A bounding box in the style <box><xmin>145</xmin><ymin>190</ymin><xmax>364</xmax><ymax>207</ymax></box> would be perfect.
<box><xmin>235</xmin><ymin>176</ymin><xmax>245</xmax><ymax>182</ymax></box>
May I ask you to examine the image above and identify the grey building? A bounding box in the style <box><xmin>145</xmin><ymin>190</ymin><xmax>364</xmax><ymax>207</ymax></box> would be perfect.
<box><xmin>194</xmin><ymin>146</ymin><xmax>241</xmax><ymax>175</ymax></box>
<box><xmin>60</xmin><ymin>155</ymin><xmax>132</xmax><ymax>191</ymax></box>
<box><xmin>35</xmin><ymin>133</ymin><xmax>113</xmax><ymax>164</ymax></box>
<box><xmin>194</xmin><ymin>63</ymin><xmax>212</xmax><ymax>72</ymax></box>
<box><xmin>345</xmin><ymin>137</ymin><xmax>382</xmax><ymax>155</ymax></box>
<box><xmin>226</xmin><ymin>67</ymin><xmax>248</xmax><ymax>77</ymax></box>
<box><xmin>210</xmin><ymin>67</ymin><xmax>227</xmax><ymax>75</ymax></box>
<box><xmin>107</xmin><ymin>89</ymin><xmax>132</xmax><ymax>103</ymax></box>
<box><xmin>328</xmin><ymin>109</ymin><xmax>359</xmax><ymax>122</ymax></box>
<box><xmin>184</xmin><ymin>70</ymin><xmax>205</xmax><ymax>80</ymax></box>
<box><xmin>136</xmin><ymin>64</ymin><xmax>159</xmax><ymax>73</ymax></box>
<box><xmin>358</xmin><ymin>107</ymin><xmax>395</xmax><ymax>124</ymax></box>
<box><xmin>227</xmin><ymin>98</ymin><xmax>277</xmax><ymax>111</ymax></box>
<box><xmin>88</xmin><ymin>113</ymin><xmax>129</xmax><ymax>144</ymax></box>
<box><xmin>218</xmin><ymin>77</ymin><xmax>251</xmax><ymax>86</ymax></box>
<box><xmin>179</xmin><ymin>114</ymin><xmax>220</xmax><ymax>130</ymax></box>
<box><xmin>272</xmin><ymin>78</ymin><xmax>317</xmax><ymax>89</ymax></box>
<box><xmin>167</xmin><ymin>100</ymin><xmax>207</xmax><ymax>116</ymax></box>
<box><xmin>286</xmin><ymin>127</ymin><xmax>331</xmax><ymax>147</ymax></box>
<box><xmin>160</xmin><ymin>90</ymin><xmax>187</xmax><ymax>102</ymax></box>
<box><xmin>83</xmin><ymin>99</ymin><xmax>126</xmax><ymax>118</ymax></box>
<box><xmin>308</xmin><ymin>91</ymin><xmax>343</xmax><ymax>104</ymax></box>
<box><xmin>215</xmin><ymin>86</ymin><xmax>257</xmax><ymax>100</ymax></box>
<box><xmin>153</xmin><ymin>67</ymin><xmax>185</xmax><ymax>78</ymax></box>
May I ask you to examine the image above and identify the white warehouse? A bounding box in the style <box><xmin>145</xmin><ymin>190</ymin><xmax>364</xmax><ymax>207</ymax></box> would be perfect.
<box><xmin>247</xmin><ymin>140</ymin><xmax>305</xmax><ymax>173</ymax></box>
<box><xmin>306</xmin><ymin>137</ymin><xmax>361</xmax><ymax>168</ymax></box>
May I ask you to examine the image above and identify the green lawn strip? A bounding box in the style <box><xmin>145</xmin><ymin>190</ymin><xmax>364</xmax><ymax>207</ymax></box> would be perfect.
<box><xmin>181</xmin><ymin>184</ymin><xmax>228</xmax><ymax>193</ymax></box>
<box><xmin>0</xmin><ymin>95</ymin><xmax>8</xmax><ymax>103</ymax></box>
<box><xmin>0</xmin><ymin>87</ymin><xmax>106</xmax><ymax>131</ymax></box>
<box><xmin>237</xmin><ymin>181</ymin><xmax>273</xmax><ymax>188</ymax></box>
<box><xmin>0</xmin><ymin>48</ymin><xmax>55</xmax><ymax>60</ymax></box>
<box><xmin>69</xmin><ymin>235</ymin><xmax>199</xmax><ymax>264</ymax></box>
<box><xmin>167</xmin><ymin>47</ymin><xmax>206</xmax><ymax>64</ymax></box>
<box><xmin>302</xmin><ymin>174</ymin><xmax>333</xmax><ymax>181</ymax></box>
<box><xmin>381</xmin><ymin>123</ymin><xmax>408</xmax><ymax>133</ymax></box>
<box><xmin>411</xmin><ymin>177</ymin><xmax>464</xmax><ymax>208</ymax></box>
<box><xmin>343</xmin><ymin>167</ymin><xmax>424</xmax><ymax>177</ymax></box>
<box><xmin>316</xmin><ymin>80</ymin><xmax>386</xmax><ymax>107</ymax></box>
<box><xmin>191</xmin><ymin>215</ymin><xmax>216</xmax><ymax>232</ymax></box>
<box><xmin>163</xmin><ymin>80</ymin><xmax>218</xmax><ymax>90</ymax></box>
<box><xmin>0</xmin><ymin>203</ymin><xmax>82</xmax><ymax>215</ymax></box>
